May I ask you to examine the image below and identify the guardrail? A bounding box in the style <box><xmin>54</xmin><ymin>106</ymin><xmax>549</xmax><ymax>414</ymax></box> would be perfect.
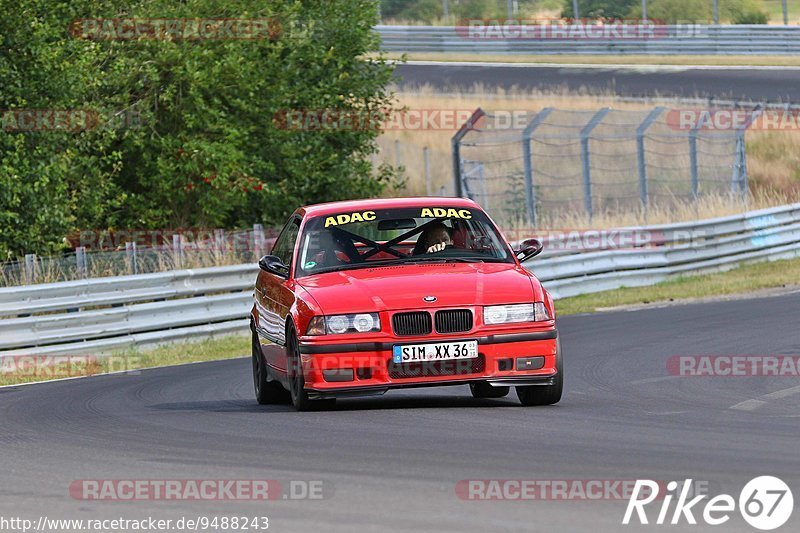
<box><xmin>377</xmin><ymin>25</ymin><xmax>800</xmax><ymax>55</ymax></box>
<box><xmin>2</xmin><ymin>202</ymin><xmax>799</xmax><ymax>356</ymax></box>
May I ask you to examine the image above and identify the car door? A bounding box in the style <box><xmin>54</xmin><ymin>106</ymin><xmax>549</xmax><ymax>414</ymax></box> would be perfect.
<box><xmin>256</xmin><ymin>215</ymin><xmax>301</xmax><ymax>374</ymax></box>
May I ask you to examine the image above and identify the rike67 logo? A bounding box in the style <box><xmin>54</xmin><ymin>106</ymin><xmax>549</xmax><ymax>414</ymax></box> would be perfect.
<box><xmin>623</xmin><ymin>477</ymin><xmax>793</xmax><ymax>530</ymax></box>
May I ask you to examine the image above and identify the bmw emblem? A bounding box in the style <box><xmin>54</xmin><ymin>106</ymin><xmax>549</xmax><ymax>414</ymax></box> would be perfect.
<box><xmin>423</xmin><ymin>296</ymin><xmax>437</xmax><ymax>303</ymax></box>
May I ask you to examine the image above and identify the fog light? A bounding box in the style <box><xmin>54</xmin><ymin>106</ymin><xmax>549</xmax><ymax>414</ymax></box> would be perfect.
<box><xmin>322</xmin><ymin>369</ymin><xmax>354</xmax><ymax>382</ymax></box>
<box><xmin>516</xmin><ymin>356</ymin><xmax>545</xmax><ymax>371</ymax></box>
<box><xmin>498</xmin><ymin>358</ymin><xmax>513</xmax><ymax>371</ymax></box>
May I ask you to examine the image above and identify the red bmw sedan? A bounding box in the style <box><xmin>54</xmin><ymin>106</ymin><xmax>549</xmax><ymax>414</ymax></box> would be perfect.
<box><xmin>250</xmin><ymin>197</ymin><xmax>562</xmax><ymax>410</ymax></box>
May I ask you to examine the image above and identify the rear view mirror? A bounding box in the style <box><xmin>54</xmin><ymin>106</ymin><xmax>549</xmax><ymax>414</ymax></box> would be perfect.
<box><xmin>258</xmin><ymin>255</ymin><xmax>289</xmax><ymax>278</ymax></box>
<box><xmin>378</xmin><ymin>218</ymin><xmax>417</xmax><ymax>231</ymax></box>
<box><xmin>516</xmin><ymin>238</ymin><xmax>544</xmax><ymax>262</ymax></box>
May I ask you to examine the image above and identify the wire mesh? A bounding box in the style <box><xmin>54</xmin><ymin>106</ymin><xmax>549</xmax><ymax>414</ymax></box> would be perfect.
<box><xmin>454</xmin><ymin>107</ymin><xmax>745</xmax><ymax>227</ymax></box>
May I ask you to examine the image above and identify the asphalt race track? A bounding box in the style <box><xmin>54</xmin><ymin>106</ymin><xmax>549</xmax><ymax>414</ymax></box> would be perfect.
<box><xmin>395</xmin><ymin>62</ymin><xmax>800</xmax><ymax>102</ymax></box>
<box><xmin>2</xmin><ymin>292</ymin><xmax>799</xmax><ymax>532</ymax></box>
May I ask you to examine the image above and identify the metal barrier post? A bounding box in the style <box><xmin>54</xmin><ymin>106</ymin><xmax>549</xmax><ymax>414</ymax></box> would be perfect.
<box><xmin>395</xmin><ymin>139</ymin><xmax>402</xmax><ymax>167</ymax></box>
<box><xmin>733</xmin><ymin>105</ymin><xmax>762</xmax><ymax>197</ymax></box>
<box><xmin>423</xmin><ymin>147</ymin><xmax>432</xmax><ymax>196</ymax></box>
<box><xmin>24</xmin><ymin>254</ymin><xmax>36</xmax><ymax>284</ymax></box>
<box><xmin>689</xmin><ymin>127</ymin><xmax>699</xmax><ymax>199</ymax></box>
<box><xmin>172</xmin><ymin>234</ymin><xmax>182</xmax><ymax>269</ymax></box>
<box><xmin>253</xmin><ymin>224</ymin><xmax>265</xmax><ymax>260</ymax></box>
<box><xmin>125</xmin><ymin>242</ymin><xmax>138</xmax><ymax>275</ymax></box>
<box><xmin>580</xmin><ymin>108</ymin><xmax>611</xmax><ymax>221</ymax></box>
<box><xmin>451</xmin><ymin>108</ymin><xmax>486</xmax><ymax>198</ymax></box>
<box><xmin>76</xmin><ymin>247</ymin><xmax>87</xmax><ymax>279</ymax></box>
<box><xmin>521</xmin><ymin>107</ymin><xmax>554</xmax><ymax>227</ymax></box>
<box><xmin>636</xmin><ymin>107</ymin><xmax>665</xmax><ymax>218</ymax></box>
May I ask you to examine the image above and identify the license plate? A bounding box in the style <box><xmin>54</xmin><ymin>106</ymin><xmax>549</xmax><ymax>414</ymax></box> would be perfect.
<box><xmin>392</xmin><ymin>340</ymin><xmax>478</xmax><ymax>363</ymax></box>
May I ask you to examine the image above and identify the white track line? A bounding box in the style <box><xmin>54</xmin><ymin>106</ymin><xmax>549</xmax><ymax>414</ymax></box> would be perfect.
<box><xmin>403</xmin><ymin>60</ymin><xmax>800</xmax><ymax>72</ymax></box>
<box><xmin>730</xmin><ymin>384</ymin><xmax>800</xmax><ymax>411</ymax></box>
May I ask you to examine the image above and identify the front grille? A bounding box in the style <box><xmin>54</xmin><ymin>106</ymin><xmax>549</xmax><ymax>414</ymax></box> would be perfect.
<box><xmin>392</xmin><ymin>312</ymin><xmax>432</xmax><ymax>336</ymax></box>
<box><xmin>434</xmin><ymin>309</ymin><xmax>473</xmax><ymax>334</ymax></box>
<box><xmin>388</xmin><ymin>355</ymin><xmax>485</xmax><ymax>379</ymax></box>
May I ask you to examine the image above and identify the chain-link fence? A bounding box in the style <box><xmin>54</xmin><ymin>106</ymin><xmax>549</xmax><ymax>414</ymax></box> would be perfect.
<box><xmin>1</xmin><ymin>226</ymin><xmax>278</xmax><ymax>287</ymax></box>
<box><xmin>453</xmin><ymin>106</ymin><xmax>755</xmax><ymax>227</ymax></box>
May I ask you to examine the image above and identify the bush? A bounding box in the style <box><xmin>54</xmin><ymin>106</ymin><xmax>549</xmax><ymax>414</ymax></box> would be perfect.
<box><xmin>561</xmin><ymin>0</ymin><xmax>639</xmax><ymax>19</ymax></box>
<box><xmin>626</xmin><ymin>0</ymin><xmax>711</xmax><ymax>23</ymax></box>
<box><xmin>725</xmin><ymin>0</ymin><xmax>769</xmax><ymax>24</ymax></box>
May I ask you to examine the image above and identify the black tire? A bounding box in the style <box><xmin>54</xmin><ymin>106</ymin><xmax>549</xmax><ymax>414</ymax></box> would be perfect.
<box><xmin>469</xmin><ymin>381</ymin><xmax>510</xmax><ymax>399</ymax></box>
<box><xmin>286</xmin><ymin>325</ymin><xmax>335</xmax><ymax>412</ymax></box>
<box><xmin>252</xmin><ymin>325</ymin><xmax>289</xmax><ymax>405</ymax></box>
<box><xmin>516</xmin><ymin>339</ymin><xmax>563</xmax><ymax>406</ymax></box>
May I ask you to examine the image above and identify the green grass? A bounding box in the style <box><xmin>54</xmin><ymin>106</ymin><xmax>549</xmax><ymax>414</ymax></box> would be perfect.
<box><xmin>556</xmin><ymin>256</ymin><xmax>800</xmax><ymax>316</ymax></box>
<box><xmin>0</xmin><ymin>334</ymin><xmax>249</xmax><ymax>387</ymax></box>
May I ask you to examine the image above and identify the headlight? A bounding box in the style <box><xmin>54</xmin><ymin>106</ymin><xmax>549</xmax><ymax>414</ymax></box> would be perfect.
<box><xmin>306</xmin><ymin>313</ymin><xmax>381</xmax><ymax>335</ymax></box>
<box><xmin>483</xmin><ymin>302</ymin><xmax>551</xmax><ymax>325</ymax></box>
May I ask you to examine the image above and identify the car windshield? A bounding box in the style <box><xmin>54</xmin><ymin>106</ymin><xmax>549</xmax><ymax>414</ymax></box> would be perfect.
<box><xmin>295</xmin><ymin>206</ymin><xmax>513</xmax><ymax>276</ymax></box>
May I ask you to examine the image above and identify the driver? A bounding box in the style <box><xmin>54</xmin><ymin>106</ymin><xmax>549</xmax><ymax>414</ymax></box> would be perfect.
<box><xmin>417</xmin><ymin>222</ymin><xmax>453</xmax><ymax>254</ymax></box>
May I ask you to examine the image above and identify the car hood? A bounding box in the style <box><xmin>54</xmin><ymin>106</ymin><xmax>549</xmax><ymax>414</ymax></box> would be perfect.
<box><xmin>297</xmin><ymin>262</ymin><xmax>540</xmax><ymax>314</ymax></box>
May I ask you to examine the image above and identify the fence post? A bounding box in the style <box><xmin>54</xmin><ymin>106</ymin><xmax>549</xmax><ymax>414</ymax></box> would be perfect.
<box><xmin>521</xmin><ymin>107</ymin><xmax>554</xmax><ymax>227</ymax></box>
<box><xmin>172</xmin><ymin>234</ymin><xmax>182</xmax><ymax>269</ymax></box>
<box><xmin>395</xmin><ymin>139</ymin><xmax>402</xmax><ymax>167</ymax></box>
<box><xmin>24</xmin><ymin>254</ymin><xmax>37</xmax><ymax>283</ymax></box>
<box><xmin>253</xmin><ymin>223</ymin><xmax>265</xmax><ymax>260</ymax></box>
<box><xmin>451</xmin><ymin>108</ymin><xmax>486</xmax><ymax>198</ymax></box>
<box><xmin>125</xmin><ymin>242</ymin><xmax>138</xmax><ymax>275</ymax></box>
<box><xmin>636</xmin><ymin>107</ymin><xmax>665</xmax><ymax>219</ymax></box>
<box><xmin>76</xmin><ymin>247</ymin><xmax>87</xmax><ymax>279</ymax></box>
<box><xmin>214</xmin><ymin>229</ymin><xmax>225</xmax><ymax>251</ymax></box>
<box><xmin>689</xmin><ymin>127</ymin><xmax>699</xmax><ymax>199</ymax></box>
<box><xmin>733</xmin><ymin>105</ymin><xmax>762</xmax><ymax>197</ymax></box>
<box><xmin>423</xmin><ymin>147</ymin><xmax>432</xmax><ymax>196</ymax></box>
<box><xmin>580</xmin><ymin>108</ymin><xmax>611</xmax><ymax>221</ymax></box>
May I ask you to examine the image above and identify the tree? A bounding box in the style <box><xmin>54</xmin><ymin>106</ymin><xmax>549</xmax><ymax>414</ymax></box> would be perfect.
<box><xmin>1</xmin><ymin>0</ymin><xmax>400</xmax><ymax>258</ymax></box>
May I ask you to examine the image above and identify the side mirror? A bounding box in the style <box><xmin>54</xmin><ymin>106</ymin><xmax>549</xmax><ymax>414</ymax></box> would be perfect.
<box><xmin>258</xmin><ymin>255</ymin><xmax>289</xmax><ymax>278</ymax></box>
<box><xmin>516</xmin><ymin>238</ymin><xmax>544</xmax><ymax>262</ymax></box>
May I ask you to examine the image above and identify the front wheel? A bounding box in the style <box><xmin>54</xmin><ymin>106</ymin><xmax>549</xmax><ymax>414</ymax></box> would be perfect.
<box><xmin>516</xmin><ymin>339</ymin><xmax>563</xmax><ymax>406</ymax></box>
<box><xmin>286</xmin><ymin>325</ymin><xmax>335</xmax><ymax>412</ymax></box>
<box><xmin>252</xmin><ymin>326</ymin><xmax>288</xmax><ymax>405</ymax></box>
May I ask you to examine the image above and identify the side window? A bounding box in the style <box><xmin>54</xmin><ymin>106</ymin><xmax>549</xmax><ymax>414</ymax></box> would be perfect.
<box><xmin>271</xmin><ymin>217</ymin><xmax>301</xmax><ymax>267</ymax></box>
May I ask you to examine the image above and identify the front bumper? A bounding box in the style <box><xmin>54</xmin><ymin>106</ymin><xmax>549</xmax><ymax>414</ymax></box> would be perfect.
<box><xmin>298</xmin><ymin>329</ymin><xmax>559</xmax><ymax>399</ymax></box>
